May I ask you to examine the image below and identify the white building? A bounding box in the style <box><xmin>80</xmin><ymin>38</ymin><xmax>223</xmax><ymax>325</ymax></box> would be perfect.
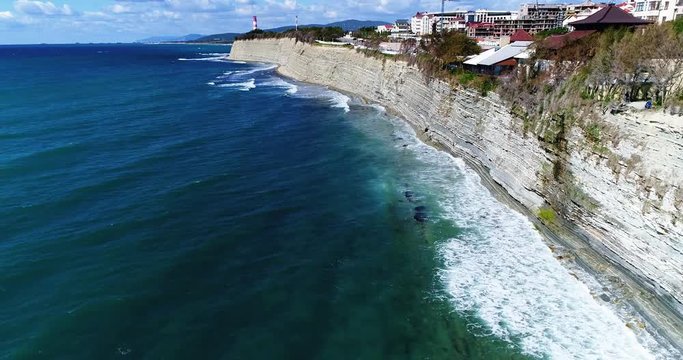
<box><xmin>563</xmin><ymin>2</ymin><xmax>605</xmax><ymax>28</ymax></box>
<box><xmin>409</xmin><ymin>8</ymin><xmax>522</xmax><ymax>36</ymax></box>
<box><xmin>377</xmin><ymin>24</ymin><xmax>395</xmax><ymax>33</ymax></box>
<box><xmin>629</xmin><ymin>0</ymin><xmax>683</xmax><ymax>23</ymax></box>
<box><xmin>410</xmin><ymin>12</ymin><xmax>433</xmax><ymax>35</ymax></box>
<box><xmin>473</xmin><ymin>9</ymin><xmax>518</xmax><ymax>23</ymax></box>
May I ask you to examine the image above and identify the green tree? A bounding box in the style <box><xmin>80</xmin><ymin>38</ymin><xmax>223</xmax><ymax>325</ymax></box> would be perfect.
<box><xmin>424</xmin><ymin>31</ymin><xmax>480</xmax><ymax>64</ymax></box>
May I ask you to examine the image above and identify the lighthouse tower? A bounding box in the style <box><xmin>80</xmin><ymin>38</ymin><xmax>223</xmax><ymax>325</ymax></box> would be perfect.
<box><xmin>252</xmin><ymin>16</ymin><xmax>258</xmax><ymax>31</ymax></box>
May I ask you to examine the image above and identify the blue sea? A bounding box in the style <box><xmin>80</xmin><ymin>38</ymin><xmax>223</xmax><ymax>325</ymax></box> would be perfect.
<box><xmin>0</xmin><ymin>44</ymin><xmax>674</xmax><ymax>359</ymax></box>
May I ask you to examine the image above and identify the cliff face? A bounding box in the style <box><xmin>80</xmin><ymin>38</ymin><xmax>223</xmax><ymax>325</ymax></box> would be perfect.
<box><xmin>229</xmin><ymin>38</ymin><xmax>683</xmax><ymax>325</ymax></box>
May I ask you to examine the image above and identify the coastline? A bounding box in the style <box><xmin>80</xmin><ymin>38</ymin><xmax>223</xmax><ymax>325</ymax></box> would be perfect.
<box><xmin>275</xmin><ymin>67</ymin><xmax>683</xmax><ymax>355</ymax></box>
<box><xmin>228</xmin><ymin>39</ymin><xmax>683</xmax><ymax>354</ymax></box>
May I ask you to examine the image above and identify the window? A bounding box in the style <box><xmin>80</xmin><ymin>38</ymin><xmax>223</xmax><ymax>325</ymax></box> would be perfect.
<box><xmin>636</xmin><ymin>2</ymin><xmax>645</xmax><ymax>11</ymax></box>
<box><xmin>664</xmin><ymin>1</ymin><xmax>669</xmax><ymax>9</ymax></box>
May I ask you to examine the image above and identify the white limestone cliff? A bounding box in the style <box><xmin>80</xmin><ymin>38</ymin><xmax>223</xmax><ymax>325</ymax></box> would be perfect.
<box><xmin>229</xmin><ymin>38</ymin><xmax>683</xmax><ymax>346</ymax></box>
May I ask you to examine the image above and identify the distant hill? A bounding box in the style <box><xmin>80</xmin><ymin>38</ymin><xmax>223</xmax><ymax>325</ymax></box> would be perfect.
<box><xmin>192</xmin><ymin>33</ymin><xmax>242</xmax><ymax>44</ymax></box>
<box><xmin>324</xmin><ymin>20</ymin><xmax>392</xmax><ymax>31</ymax></box>
<box><xmin>192</xmin><ymin>19</ymin><xmax>391</xmax><ymax>44</ymax></box>
<box><xmin>136</xmin><ymin>34</ymin><xmax>205</xmax><ymax>43</ymax></box>
<box><xmin>267</xmin><ymin>20</ymin><xmax>391</xmax><ymax>33</ymax></box>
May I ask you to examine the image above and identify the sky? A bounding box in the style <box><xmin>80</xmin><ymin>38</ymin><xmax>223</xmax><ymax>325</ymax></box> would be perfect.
<box><xmin>0</xmin><ymin>0</ymin><xmax>526</xmax><ymax>44</ymax></box>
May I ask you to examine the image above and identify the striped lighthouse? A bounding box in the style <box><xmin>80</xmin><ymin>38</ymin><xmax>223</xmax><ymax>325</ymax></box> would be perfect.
<box><xmin>252</xmin><ymin>16</ymin><xmax>258</xmax><ymax>31</ymax></box>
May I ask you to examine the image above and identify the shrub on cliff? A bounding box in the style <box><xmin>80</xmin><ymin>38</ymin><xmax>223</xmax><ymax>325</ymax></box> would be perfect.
<box><xmin>504</xmin><ymin>21</ymin><xmax>683</xmax><ymax>119</ymax></box>
<box><xmin>421</xmin><ymin>31</ymin><xmax>481</xmax><ymax>65</ymax></box>
<box><xmin>536</xmin><ymin>27</ymin><xmax>569</xmax><ymax>40</ymax></box>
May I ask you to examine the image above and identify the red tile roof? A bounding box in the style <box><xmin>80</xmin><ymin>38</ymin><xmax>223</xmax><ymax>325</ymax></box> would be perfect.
<box><xmin>510</xmin><ymin>29</ymin><xmax>534</xmax><ymax>42</ymax></box>
<box><xmin>543</xmin><ymin>30</ymin><xmax>597</xmax><ymax>50</ymax></box>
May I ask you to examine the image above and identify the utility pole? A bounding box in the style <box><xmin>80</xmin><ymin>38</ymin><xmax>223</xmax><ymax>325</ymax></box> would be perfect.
<box><xmin>440</xmin><ymin>0</ymin><xmax>455</xmax><ymax>34</ymax></box>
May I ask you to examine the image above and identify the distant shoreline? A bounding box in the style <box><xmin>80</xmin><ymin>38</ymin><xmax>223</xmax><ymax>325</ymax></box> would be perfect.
<box><xmin>157</xmin><ymin>42</ymin><xmax>233</xmax><ymax>46</ymax></box>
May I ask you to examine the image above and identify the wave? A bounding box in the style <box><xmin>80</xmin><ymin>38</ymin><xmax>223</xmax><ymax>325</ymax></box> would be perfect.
<box><xmin>261</xmin><ymin>77</ymin><xmax>299</xmax><ymax>95</ymax></box>
<box><xmin>178</xmin><ymin>56</ymin><xmax>229</xmax><ymax>63</ymax></box>
<box><xmin>216</xmin><ymin>71</ymin><xmax>234</xmax><ymax>79</ymax></box>
<box><xmin>215</xmin><ymin>79</ymin><xmax>256</xmax><ymax>91</ymax></box>
<box><xmin>233</xmin><ymin>64</ymin><xmax>278</xmax><ymax>76</ymax></box>
<box><xmin>328</xmin><ymin>91</ymin><xmax>350</xmax><ymax>113</ymax></box>
<box><xmin>387</xmin><ymin>120</ymin><xmax>677</xmax><ymax>360</ymax></box>
<box><xmin>288</xmin><ymin>85</ymin><xmax>350</xmax><ymax>113</ymax></box>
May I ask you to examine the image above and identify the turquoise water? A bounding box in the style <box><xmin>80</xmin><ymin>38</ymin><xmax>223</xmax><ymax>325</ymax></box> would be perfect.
<box><xmin>0</xmin><ymin>44</ymin><xmax>669</xmax><ymax>359</ymax></box>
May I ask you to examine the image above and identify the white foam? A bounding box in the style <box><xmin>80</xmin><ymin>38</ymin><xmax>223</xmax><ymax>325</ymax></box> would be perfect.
<box><xmin>285</xmin><ymin>83</ymin><xmax>351</xmax><ymax>113</ymax></box>
<box><xmin>233</xmin><ymin>64</ymin><xmax>278</xmax><ymax>76</ymax></box>
<box><xmin>328</xmin><ymin>91</ymin><xmax>350</xmax><ymax>113</ymax></box>
<box><xmin>199</xmin><ymin>52</ymin><xmax>229</xmax><ymax>56</ymax></box>
<box><xmin>178</xmin><ymin>55</ymin><xmax>230</xmax><ymax>63</ymax></box>
<box><xmin>386</xmin><ymin>120</ymin><xmax>679</xmax><ymax>360</ymax></box>
<box><xmin>217</xmin><ymin>71</ymin><xmax>234</xmax><ymax>79</ymax></box>
<box><xmin>261</xmin><ymin>77</ymin><xmax>299</xmax><ymax>94</ymax></box>
<box><xmin>369</xmin><ymin>103</ymin><xmax>386</xmax><ymax>113</ymax></box>
<box><xmin>216</xmin><ymin>79</ymin><xmax>256</xmax><ymax>91</ymax></box>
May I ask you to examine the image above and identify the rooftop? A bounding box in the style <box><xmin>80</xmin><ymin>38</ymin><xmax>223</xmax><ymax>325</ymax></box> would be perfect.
<box><xmin>543</xmin><ymin>29</ymin><xmax>597</xmax><ymax>49</ymax></box>
<box><xmin>464</xmin><ymin>41</ymin><xmax>533</xmax><ymax>66</ymax></box>
<box><xmin>510</xmin><ymin>29</ymin><xmax>534</xmax><ymax>42</ymax></box>
<box><xmin>569</xmin><ymin>4</ymin><xmax>651</xmax><ymax>29</ymax></box>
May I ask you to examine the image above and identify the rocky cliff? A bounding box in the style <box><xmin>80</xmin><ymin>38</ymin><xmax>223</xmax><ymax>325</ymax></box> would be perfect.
<box><xmin>229</xmin><ymin>38</ymin><xmax>683</xmax><ymax>346</ymax></box>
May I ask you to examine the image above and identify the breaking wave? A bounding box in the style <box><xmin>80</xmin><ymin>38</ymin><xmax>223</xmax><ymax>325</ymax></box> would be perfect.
<box><xmin>289</xmin><ymin>85</ymin><xmax>350</xmax><ymax>113</ymax></box>
<box><xmin>215</xmin><ymin>79</ymin><xmax>256</xmax><ymax>91</ymax></box>
<box><xmin>387</xmin><ymin>118</ymin><xmax>679</xmax><ymax>360</ymax></box>
<box><xmin>178</xmin><ymin>55</ymin><xmax>229</xmax><ymax>63</ymax></box>
<box><xmin>261</xmin><ymin>77</ymin><xmax>299</xmax><ymax>94</ymax></box>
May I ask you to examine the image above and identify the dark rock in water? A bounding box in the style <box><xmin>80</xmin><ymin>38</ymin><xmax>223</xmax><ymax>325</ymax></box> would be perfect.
<box><xmin>414</xmin><ymin>205</ymin><xmax>428</xmax><ymax>222</ymax></box>
<box><xmin>600</xmin><ymin>294</ymin><xmax>611</xmax><ymax>302</ymax></box>
<box><xmin>414</xmin><ymin>212</ymin><xmax>428</xmax><ymax>222</ymax></box>
<box><xmin>404</xmin><ymin>191</ymin><xmax>414</xmax><ymax>200</ymax></box>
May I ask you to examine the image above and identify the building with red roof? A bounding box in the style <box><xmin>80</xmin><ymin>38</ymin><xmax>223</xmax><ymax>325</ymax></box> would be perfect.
<box><xmin>544</xmin><ymin>5</ymin><xmax>651</xmax><ymax>50</ymax></box>
<box><xmin>569</xmin><ymin>4</ymin><xmax>651</xmax><ymax>31</ymax></box>
<box><xmin>510</xmin><ymin>29</ymin><xmax>534</xmax><ymax>42</ymax></box>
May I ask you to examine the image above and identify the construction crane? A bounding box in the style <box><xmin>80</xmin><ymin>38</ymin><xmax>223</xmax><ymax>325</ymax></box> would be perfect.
<box><xmin>440</xmin><ymin>0</ymin><xmax>456</xmax><ymax>33</ymax></box>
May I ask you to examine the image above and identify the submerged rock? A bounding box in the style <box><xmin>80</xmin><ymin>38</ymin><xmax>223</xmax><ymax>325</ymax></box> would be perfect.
<box><xmin>414</xmin><ymin>212</ymin><xmax>428</xmax><ymax>222</ymax></box>
<box><xmin>414</xmin><ymin>206</ymin><xmax>428</xmax><ymax>223</ymax></box>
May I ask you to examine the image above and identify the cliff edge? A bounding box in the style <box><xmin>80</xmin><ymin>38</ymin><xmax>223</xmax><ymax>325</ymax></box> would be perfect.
<box><xmin>229</xmin><ymin>38</ymin><xmax>683</xmax><ymax>348</ymax></box>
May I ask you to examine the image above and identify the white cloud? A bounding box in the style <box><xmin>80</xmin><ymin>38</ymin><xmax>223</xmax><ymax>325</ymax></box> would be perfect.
<box><xmin>109</xmin><ymin>4</ymin><xmax>132</xmax><ymax>14</ymax></box>
<box><xmin>1</xmin><ymin>0</ymin><xmax>526</xmax><ymax>44</ymax></box>
<box><xmin>163</xmin><ymin>0</ymin><xmax>232</xmax><ymax>12</ymax></box>
<box><xmin>14</xmin><ymin>0</ymin><xmax>73</xmax><ymax>16</ymax></box>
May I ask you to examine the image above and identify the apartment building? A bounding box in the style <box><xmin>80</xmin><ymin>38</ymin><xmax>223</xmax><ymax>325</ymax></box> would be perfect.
<box><xmin>629</xmin><ymin>0</ymin><xmax>683</xmax><ymax>22</ymax></box>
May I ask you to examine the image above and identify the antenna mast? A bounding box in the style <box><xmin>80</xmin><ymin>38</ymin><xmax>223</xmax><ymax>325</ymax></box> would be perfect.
<box><xmin>440</xmin><ymin>0</ymin><xmax>455</xmax><ymax>34</ymax></box>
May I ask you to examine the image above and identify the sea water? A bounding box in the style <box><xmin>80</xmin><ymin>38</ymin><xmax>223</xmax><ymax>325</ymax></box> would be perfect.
<box><xmin>0</xmin><ymin>44</ymin><xmax>677</xmax><ymax>359</ymax></box>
